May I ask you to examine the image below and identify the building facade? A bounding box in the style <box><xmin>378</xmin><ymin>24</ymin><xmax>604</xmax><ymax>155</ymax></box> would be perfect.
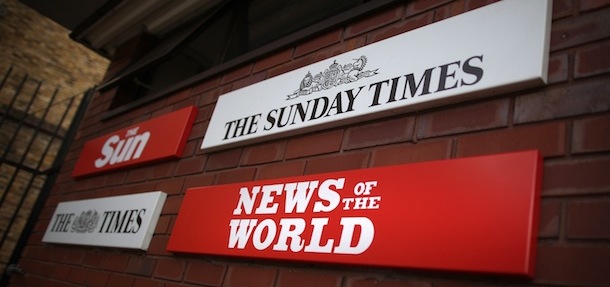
<box><xmin>8</xmin><ymin>0</ymin><xmax>610</xmax><ymax>286</ymax></box>
<box><xmin>0</xmin><ymin>0</ymin><xmax>108</xmax><ymax>275</ymax></box>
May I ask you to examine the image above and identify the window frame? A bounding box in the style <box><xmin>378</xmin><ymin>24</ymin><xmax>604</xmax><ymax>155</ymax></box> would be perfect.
<box><xmin>100</xmin><ymin>0</ymin><xmax>401</xmax><ymax>120</ymax></box>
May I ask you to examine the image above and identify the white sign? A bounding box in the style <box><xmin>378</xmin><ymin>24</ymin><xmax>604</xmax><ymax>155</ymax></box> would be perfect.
<box><xmin>201</xmin><ymin>0</ymin><xmax>552</xmax><ymax>151</ymax></box>
<box><xmin>42</xmin><ymin>191</ymin><xmax>167</xmax><ymax>250</ymax></box>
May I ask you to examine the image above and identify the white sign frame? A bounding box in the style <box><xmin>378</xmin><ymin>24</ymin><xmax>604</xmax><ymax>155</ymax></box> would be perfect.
<box><xmin>42</xmin><ymin>191</ymin><xmax>167</xmax><ymax>250</ymax></box>
<box><xmin>201</xmin><ymin>0</ymin><xmax>552</xmax><ymax>151</ymax></box>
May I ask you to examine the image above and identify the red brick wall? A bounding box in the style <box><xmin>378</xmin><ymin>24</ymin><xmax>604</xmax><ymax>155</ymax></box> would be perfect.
<box><xmin>10</xmin><ymin>0</ymin><xmax>610</xmax><ymax>286</ymax></box>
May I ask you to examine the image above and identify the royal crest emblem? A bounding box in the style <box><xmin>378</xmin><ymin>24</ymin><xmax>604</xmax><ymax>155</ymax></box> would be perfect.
<box><xmin>287</xmin><ymin>55</ymin><xmax>379</xmax><ymax>100</ymax></box>
<box><xmin>71</xmin><ymin>209</ymin><xmax>99</xmax><ymax>233</ymax></box>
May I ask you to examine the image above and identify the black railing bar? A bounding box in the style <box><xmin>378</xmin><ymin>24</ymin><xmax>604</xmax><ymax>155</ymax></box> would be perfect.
<box><xmin>0</xmin><ymin>171</ymin><xmax>44</xmax><ymax>249</ymax></box>
<box><xmin>0</xmin><ymin>88</ymin><xmax>94</xmax><ymax>286</ymax></box>
<box><xmin>1</xmin><ymin>78</ymin><xmax>43</xmax><ymax>159</ymax></box>
<box><xmin>0</xmin><ymin>109</ymin><xmax>66</xmax><ymax>140</ymax></box>
<box><xmin>0</xmin><ymin>79</ymin><xmax>44</xmax><ymax>206</ymax></box>
<box><xmin>0</xmin><ymin>87</ymin><xmax>64</xmax><ymax>248</ymax></box>
<box><xmin>0</xmin><ymin>66</ymin><xmax>12</xmax><ymax>91</ymax></box>
<box><xmin>36</xmin><ymin>96</ymin><xmax>77</xmax><ymax>176</ymax></box>
<box><xmin>26</xmin><ymin>89</ymin><xmax>83</xmax><ymax>120</ymax></box>
<box><xmin>0</xmin><ymin>73</ymin><xmax>28</xmax><ymax>131</ymax></box>
<box><xmin>0</xmin><ymin>160</ymin><xmax>41</xmax><ymax>175</ymax></box>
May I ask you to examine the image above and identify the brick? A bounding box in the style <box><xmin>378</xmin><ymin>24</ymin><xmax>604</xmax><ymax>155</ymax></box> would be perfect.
<box><xmin>166</xmin><ymin>89</ymin><xmax>191</xmax><ymax>105</ymax></box>
<box><xmin>126</xmin><ymin>166</ymin><xmax>151</xmax><ymax>183</ymax></box>
<box><xmin>7</xmin><ymin>276</ymin><xmax>54</xmax><ymax>287</ymax></box>
<box><xmin>133</xmin><ymin>278</ymin><xmax>164</xmax><ymax>287</ymax></box>
<box><xmin>572</xmin><ymin>114</ymin><xmax>610</xmax><ymax>154</ymax></box>
<box><xmin>547</xmin><ymin>53</ymin><xmax>569</xmax><ymax>84</ymax></box>
<box><xmin>536</xmin><ymin>244</ymin><xmax>610</xmax><ymax>286</ymax></box>
<box><xmin>343</xmin><ymin>117</ymin><xmax>414</xmax><ymax>150</ymax></box>
<box><xmin>174</xmin><ymin>155</ymin><xmax>206</xmax><ymax>176</ymax></box>
<box><xmin>254</xmin><ymin>48</ymin><xmax>294</xmax><ymax>73</ymax></box>
<box><xmin>147</xmin><ymin>235</ymin><xmax>172</xmax><ymax>256</ymax></box>
<box><xmin>48</xmin><ymin>247</ymin><xmax>69</xmax><ymax>263</ymax></box>
<box><xmin>514</xmin><ymin>79</ymin><xmax>610</xmax><ymax>124</ymax></box>
<box><xmin>106</xmin><ymin>171</ymin><xmax>127</xmax><ymax>187</ymax></box>
<box><xmin>173</xmin><ymin>97</ymin><xmax>200</xmax><ymax>111</ymax></box>
<box><xmin>183</xmin><ymin>173</ymin><xmax>215</xmax><ymax>189</ymax></box>
<box><xmin>269</xmin><ymin>54</ymin><xmax>316</xmax><ymax>78</ymax></box>
<box><xmin>106</xmin><ymin>273</ymin><xmax>135</xmax><ymax>287</ymax></box>
<box><xmin>580</xmin><ymin>0</ymin><xmax>610</xmax><ymax>12</ymax></box>
<box><xmin>433</xmin><ymin>1</ymin><xmax>465</xmax><ymax>21</ymax></box>
<box><xmin>196</xmin><ymin>106</ymin><xmax>214</xmax><ymax>123</ymax></box>
<box><xmin>575</xmin><ymin>40</ymin><xmax>610</xmax><ymax>78</ymax></box>
<box><xmin>369</xmin><ymin>12</ymin><xmax>433</xmax><ymax>44</ymax></box>
<box><xmin>346</xmin><ymin>276</ymin><xmax>430</xmax><ymax>287</ymax></box>
<box><xmin>567</xmin><ymin>199</ymin><xmax>610</xmax><ymax>239</ymax></box>
<box><xmin>276</xmin><ymin>269</ymin><xmax>342</xmax><ymax>287</ymax></box>
<box><xmin>313</xmin><ymin>36</ymin><xmax>367</xmax><ymax>62</ymax></box>
<box><xmin>85</xmin><ymin>270</ymin><xmax>109</xmax><ymax>287</ymax></box>
<box><xmin>52</xmin><ymin>264</ymin><xmax>70</xmax><ymax>280</ymax></box>
<box><xmin>257</xmin><ymin>161</ymin><xmax>306</xmax><ymax>180</ymax></box>
<box><xmin>154</xmin><ymin>215</ymin><xmax>171</xmax><ymax>234</ymax></box>
<box><xmin>371</xmin><ymin>139</ymin><xmax>452</xmax><ymax>167</ymax></box>
<box><xmin>184</xmin><ymin>140</ymin><xmax>199</xmax><ymax>157</ymax></box>
<box><xmin>285</xmin><ymin>130</ymin><xmax>343</xmax><ymax>159</ymax></box>
<box><xmin>161</xmin><ymin>195</ymin><xmax>183</xmax><ymax>214</ymax></box>
<box><xmin>416</xmin><ymin>99</ymin><xmax>509</xmax><ymax>139</ymax></box>
<box><xmin>241</xmin><ymin>141</ymin><xmax>286</xmax><ymax>166</ymax></box>
<box><xmin>101</xmin><ymin>253</ymin><xmax>130</xmax><ymax>272</ymax></box>
<box><xmin>231</xmin><ymin>71</ymin><xmax>268</xmax><ymax>91</ymax></box>
<box><xmin>154</xmin><ymin>258</ymin><xmax>185</xmax><ymax>281</ymax></box>
<box><xmin>16</xmin><ymin>258</ymin><xmax>42</xmax><ymax>276</ymax></box>
<box><xmin>11</xmin><ymin>276</ymin><xmax>50</xmax><ymax>287</ymax></box>
<box><xmin>184</xmin><ymin>260</ymin><xmax>226</xmax><ymax>286</ymax></box>
<box><xmin>553</xmin><ymin>0</ymin><xmax>573</xmax><ymax>19</ymax></box>
<box><xmin>188</xmin><ymin>122</ymin><xmax>207</xmax><ymax>141</ymax></box>
<box><xmin>551</xmin><ymin>7</ymin><xmax>610</xmax><ymax>51</ymax></box>
<box><xmin>345</xmin><ymin>5</ymin><xmax>403</xmax><ymax>38</ymax></box>
<box><xmin>82</xmin><ymin>251</ymin><xmax>105</xmax><ymax>268</ymax></box>
<box><xmin>406</xmin><ymin>0</ymin><xmax>452</xmax><ymax>15</ymax></box>
<box><xmin>126</xmin><ymin>256</ymin><xmax>157</xmax><ymax>277</ymax></box>
<box><xmin>67</xmin><ymin>267</ymin><xmax>87</xmax><ymax>284</ymax></box>
<box><xmin>164</xmin><ymin>283</ymin><xmax>199</xmax><ymax>287</ymax></box>
<box><xmin>305</xmin><ymin>152</ymin><xmax>369</xmax><ymax>174</ymax></box>
<box><xmin>65</xmin><ymin>248</ymin><xmax>85</xmax><ymax>264</ymax></box>
<box><xmin>198</xmin><ymin>89</ymin><xmax>221</xmax><ymax>107</ymax></box>
<box><xmin>111</xmin><ymin>182</ymin><xmax>156</xmax><ymax>196</ymax></box>
<box><xmin>224</xmin><ymin>265</ymin><xmax>277</xmax><ymax>287</ymax></box>
<box><xmin>85</xmin><ymin>175</ymin><xmax>108</xmax><ymax>190</ymax></box>
<box><xmin>151</xmin><ymin>104</ymin><xmax>174</xmax><ymax>118</ymax></box>
<box><xmin>538</xmin><ymin>200</ymin><xmax>561</xmax><ymax>238</ymax></box>
<box><xmin>38</xmin><ymin>261</ymin><xmax>57</xmax><ymax>278</ymax></box>
<box><xmin>154</xmin><ymin>177</ymin><xmax>184</xmax><ymax>195</ymax></box>
<box><xmin>0</xmin><ymin>0</ymin><xmax>108</xmax><ymax>99</ymax></box>
<box><xmin>206</xmin><ymin>149</ymin><xmax>243</xmax><ymax>171</ymax></box>
<box><xmin>215</xmin><ymin>168</ymin><xmax>257</xmax><ymax>184</ymax></box>
<box><xmin>191</xmin><ymin>77</ymin><xmax>221</xmax><ymax>95</ymax></box>
<box><xmin>150</xmin><ymin>161</ymin><xmax>177</xmax><ymax>179</ymax></box>
<box><xmin>221</xmin><ymin>64</ymin><xmax>253</xmax><ymax>84</ymax></box>
<box><xmin>465</xmin><ymin>0</ymin><xmax>499</xmax><ymax>11</ymax></box>
<box><xmin>543</xmin><ymin>157</ymin><xmax>610</xmax><ymax>196</ymax></box>
<box><xmin>294</xmin><ymin>29</ymin><xmax>343</xmax><ymax>58</ymax></box>
<box><xmin>456</xmin><ymin>122</ymin><xmax>566</xmax><ymax>158</ymax></box>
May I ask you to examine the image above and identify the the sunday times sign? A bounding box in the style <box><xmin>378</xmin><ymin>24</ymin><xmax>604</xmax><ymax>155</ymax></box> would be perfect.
<box><xmin>201</xmin><ymin>0</ymin><xmax>552</xmax><ymax>151</ymax></box>
<box><xmin>168</xmin><ymin>151</ymin><xmax>542</xmax><ymax>276</ymax></box>
<box><xmin>42</xmin><ymin>191</ymin><xmax>166</xmax><ymax>250</ymax></box>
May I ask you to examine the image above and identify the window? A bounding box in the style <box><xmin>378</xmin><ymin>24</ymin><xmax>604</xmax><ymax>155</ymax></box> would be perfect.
<box><xmin>103</xmin><ymin>0</ymin><xmax>398</xmax><ymax>115</ymax></box>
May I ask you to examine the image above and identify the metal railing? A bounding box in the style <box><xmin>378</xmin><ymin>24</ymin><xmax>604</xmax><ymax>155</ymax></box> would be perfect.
<box><xmin>0</xmin><ymin>66</ymin><xmax>94</xmax><ymax>285</ymax></box>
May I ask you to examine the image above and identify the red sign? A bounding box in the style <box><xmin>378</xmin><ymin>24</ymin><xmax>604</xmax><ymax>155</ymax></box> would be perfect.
<box><xmin>167</xmin><ymin>150</ymin><xmax>541</xmax><ymax>277</ymax></box>
<box><xmin>72</xmin><ymin>106</ymin><xmax>197</xmax><ymax>178</ymax></box>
